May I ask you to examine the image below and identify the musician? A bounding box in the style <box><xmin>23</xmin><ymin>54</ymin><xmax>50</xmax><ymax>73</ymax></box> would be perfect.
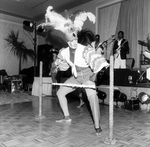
<box><xmin>39</xmin><ymin>6</ymin><xmax>109</xmax><ymax>135</ymax></box>
<box><xmin>113</xmin><ymin>31</ymin><xmax>129</xmax><ymax>68</ymax></box>
<box><xmin>138</xmin><ymin>33</ymin><xmax>150</xmax><ymax>50</ymax></box>
<box><xmin>138</xmin><ymin>33</ymin><xmax>150</xmax><ymax>61</ymax></box>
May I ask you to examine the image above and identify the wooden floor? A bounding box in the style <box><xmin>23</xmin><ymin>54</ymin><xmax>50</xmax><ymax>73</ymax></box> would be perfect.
<box><xmin>0</xmin><ymin>94</ymin><xmax>150</xmax><ymax>147</ymax></box>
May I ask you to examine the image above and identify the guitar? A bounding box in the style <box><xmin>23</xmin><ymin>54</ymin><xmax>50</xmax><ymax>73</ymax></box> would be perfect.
<box><xmin>96</xmin><ymin>35</ymin><xmax>115</xmax><ymax>55</ymax></box>
<box><xmin>114</xmin><ymin>40</ymin><xmax>127</xmax><ymax>58</ymax></box>
<box><xmin>97</xmin><ymin>35</ymin><xmax>115</xmax><ymax>49</ymax></box>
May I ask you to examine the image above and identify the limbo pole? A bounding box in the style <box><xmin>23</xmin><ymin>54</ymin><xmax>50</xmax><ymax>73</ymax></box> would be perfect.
<box><xmin>35</xmin><ymin>61</ymin><xmax>45</xmax><ymax>120</ymax></box>
<box><xmin>104</xmin><ymin>55</ymin><xmax>117</xmax><ymax>145</ymax></box>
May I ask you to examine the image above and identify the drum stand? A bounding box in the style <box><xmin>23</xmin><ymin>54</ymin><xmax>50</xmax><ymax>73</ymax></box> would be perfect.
<box><xmin>140</xmin><ymin>45</ymin><xmax>144</xmax><ymax>70</ymax></box>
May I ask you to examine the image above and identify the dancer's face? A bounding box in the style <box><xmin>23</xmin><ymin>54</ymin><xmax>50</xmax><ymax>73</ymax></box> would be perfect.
<box><xmin>68</xmin><ymin>39</ymin><xmax>78</xmax><ymax>49</ymax></box>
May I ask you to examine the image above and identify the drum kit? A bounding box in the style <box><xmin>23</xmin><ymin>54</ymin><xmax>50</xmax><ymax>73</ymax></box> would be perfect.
<box><xmin>137</xmin><ymin>40</ymin><xmax>150</xmax><ymax>83</ymax></box>
<box><xmin>138</xmin><ymin>40</ymin><xmax>150</xmax><ymax>64</ymax></box>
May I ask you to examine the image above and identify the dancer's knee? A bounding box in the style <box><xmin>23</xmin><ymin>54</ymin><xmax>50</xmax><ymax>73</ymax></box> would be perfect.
<box><xmin>56</xmin><ymin>88</ymin><xmax>62</xmax><ymax>98</ymax></box>
<box><xmin>88</xmin><ymin>93</ymin><xmax>99</xmax><ymax>103</ymax></box>
<box><xmin>56</xmin><ymin>87</ymin><xmax>70</xmax><ymax>99</ymax></box>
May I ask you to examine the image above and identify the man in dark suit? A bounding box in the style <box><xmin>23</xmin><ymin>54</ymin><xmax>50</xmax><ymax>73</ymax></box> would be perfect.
<box><xmin>113</xmin><ymin>31</ymin><xmax>129</xmax><ymax>68</ymax></box>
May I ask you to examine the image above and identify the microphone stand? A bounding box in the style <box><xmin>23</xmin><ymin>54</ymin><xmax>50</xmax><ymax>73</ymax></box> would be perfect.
<box><xmin>105</xmin><ymin>36</ymin><xmax>115</xmax><ymax>59</ymax></box>
<box><xmin>140</xmin><ymin>44</ymin><xmax>144</xmax><ymax>71</ymax></box>
<box><xmin>96</xmin><ymin>35</ymin><xmax>115</xmax><ymax>59</ymax></box>
<box><xmin>105</xmin><ymin>40</ymin><xmax>108</xmax><ymax>57</ymax></box>
<box><xmin>136</xmin><ymin>70</ymin><xmax>146</xmax><ymax>85</ymax></box>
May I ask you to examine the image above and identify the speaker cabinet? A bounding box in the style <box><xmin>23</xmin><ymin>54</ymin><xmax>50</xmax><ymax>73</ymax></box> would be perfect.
<box><xmin>114</xmin><ymin>69</ymin><xmax>130</xmax><ymax>86</ymax></box>
<box><xmin>37</xmin><ymin>44</ymin><xmax>53</xmax><ymax>77</ymax></box>
<box><xmin>114</xmin><ymin>69</ymin><xmax>139</xmax><ymax>86</ymax></box>
<box><xmin>98</xmin><ymin>69</ymin><xmax>139</xmax><ymax>86</ymax></box>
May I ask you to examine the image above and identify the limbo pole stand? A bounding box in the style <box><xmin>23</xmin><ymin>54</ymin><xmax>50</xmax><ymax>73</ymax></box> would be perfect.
<box><xmin>35</xmin><ymin>61</ymin><xmax>46</xmax><ymax>120</ymax></box>
<box><xmin>104</xmin><ymin>55</ymin><xmax>117</xmax><ymax>145</ymax></box>
<box><xmin>35</xmin><ymin>59</ymin><xmax>118</xmax><ymax>141</ymax></box>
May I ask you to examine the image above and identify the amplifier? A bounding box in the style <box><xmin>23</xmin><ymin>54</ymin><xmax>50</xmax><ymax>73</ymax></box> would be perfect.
<box><xmin>4</xmin><ymin>79</ymin><xmax>23</xmax><ymax>93</ymax></box>
<box><xmin>124</xmin><ymin>99</ymin><xmax>140</xmax><ymax>111</ymax></box>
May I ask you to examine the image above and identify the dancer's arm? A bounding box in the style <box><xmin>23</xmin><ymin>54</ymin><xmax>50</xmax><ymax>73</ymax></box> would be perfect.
<box><xmin>55</xmin><ymin>48</ymin><xmax>70</xmax><ymax>71</ymax></box>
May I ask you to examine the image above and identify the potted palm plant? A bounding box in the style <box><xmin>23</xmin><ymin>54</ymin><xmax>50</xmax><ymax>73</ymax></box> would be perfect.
<box><xmin>4</xmin><ymin>30</ymin><xmax>35</xmax><ymax>74</ymax></box>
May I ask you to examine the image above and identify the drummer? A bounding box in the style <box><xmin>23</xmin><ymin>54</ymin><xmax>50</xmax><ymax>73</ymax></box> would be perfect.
<box><xmin>138</xmin><ymin>33</ymin><xmax>150</xmax><ymax>60</ymax></box>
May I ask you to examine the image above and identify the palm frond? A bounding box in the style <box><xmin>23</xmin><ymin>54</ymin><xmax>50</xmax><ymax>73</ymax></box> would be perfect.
<box><xmin>4</xmin><ymin>30</ymin><xmax>35</xmax><ymax>61</ymax></box>
<box><xmin>4</xmin><ymin>30</ymin><xmax>35</xmax><ymax>73</ymax></box>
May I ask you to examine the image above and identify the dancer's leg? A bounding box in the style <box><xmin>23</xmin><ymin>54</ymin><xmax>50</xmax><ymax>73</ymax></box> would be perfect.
<box><xmin>56</xmin><ymin>76</ymin><xmax>80</xmax><ymax>122</ymax></box>
<box><xmin>84</xmin><ymin>80</ymin><xmax>102</xmax><ymax>135</ymax></box>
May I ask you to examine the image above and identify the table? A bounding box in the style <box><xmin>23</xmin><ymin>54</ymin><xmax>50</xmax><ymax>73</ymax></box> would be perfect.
<box><xmin>32</xmin><ymin>77</ymin><xmax>52</xmax><ymax>96</ymax></box>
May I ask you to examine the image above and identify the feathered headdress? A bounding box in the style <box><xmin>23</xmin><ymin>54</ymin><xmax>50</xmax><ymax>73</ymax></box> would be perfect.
<box><xmin>38</xmin><ymin>6</ymin><xmax>96</xmax><ymax>41</ymax></box>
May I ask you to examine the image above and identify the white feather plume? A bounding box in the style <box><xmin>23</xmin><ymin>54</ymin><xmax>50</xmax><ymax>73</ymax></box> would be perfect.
<box><xmin>38</xmin><ymin>5</ymin><xmax>96</xmax><ymax>41</ymax></box>
<box><xmin>74</xmin><ymin>12</ymin><xmax>96</xmax><ymax>30</ymax></box>
<box><xmin>39</xmin><ymin>6</ymin><xmax>72</xmax><ymax>33</ymax></box>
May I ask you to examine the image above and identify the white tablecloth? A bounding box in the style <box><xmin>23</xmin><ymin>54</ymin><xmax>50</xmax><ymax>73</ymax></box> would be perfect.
<box><xmin>32</xmin><ymin>77</ymin><xmax>52</xmax><ymax>96</ymax></box>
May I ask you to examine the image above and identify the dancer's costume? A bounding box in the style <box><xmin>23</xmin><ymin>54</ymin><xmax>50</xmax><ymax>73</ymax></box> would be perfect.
<box><xmin>39</xmin><ymin>6</ymin><xmax>109</xmax><ymax>130</ymax></box>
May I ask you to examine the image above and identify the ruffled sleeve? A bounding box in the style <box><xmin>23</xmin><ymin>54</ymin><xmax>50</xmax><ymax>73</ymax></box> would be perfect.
<box><xmin>83</xmin><ymin>46</ymin><xmax>109</xmax><ymax>73</ymax></box>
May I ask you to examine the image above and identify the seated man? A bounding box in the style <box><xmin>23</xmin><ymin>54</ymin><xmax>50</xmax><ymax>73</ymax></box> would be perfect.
<box><xmin>49</xmin><ymin>48</ymin><xmax>59</xmax><ymax>97</ymax></box>
<box><xmin>138</xmin><ymin>33</ymin><xmax>150</xmax><ymax>63</ymax></box>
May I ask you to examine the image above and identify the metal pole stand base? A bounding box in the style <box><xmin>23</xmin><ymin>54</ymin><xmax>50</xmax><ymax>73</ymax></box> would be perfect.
<box><xmin>35</xmin><ymin>115</ymin><xmax>46</xmax><ymax>120</ymax></box>
<box><xmin>104</xmin><ymin>137</ymin><xmax>117</xmax><ymax>145</ymax></box>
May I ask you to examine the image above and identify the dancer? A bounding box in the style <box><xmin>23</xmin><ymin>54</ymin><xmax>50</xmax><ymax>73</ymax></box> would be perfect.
<box><xmin>39</xmin><ymin>6</ymin><xmax>109</xmax><ymax>135</ymax></box>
